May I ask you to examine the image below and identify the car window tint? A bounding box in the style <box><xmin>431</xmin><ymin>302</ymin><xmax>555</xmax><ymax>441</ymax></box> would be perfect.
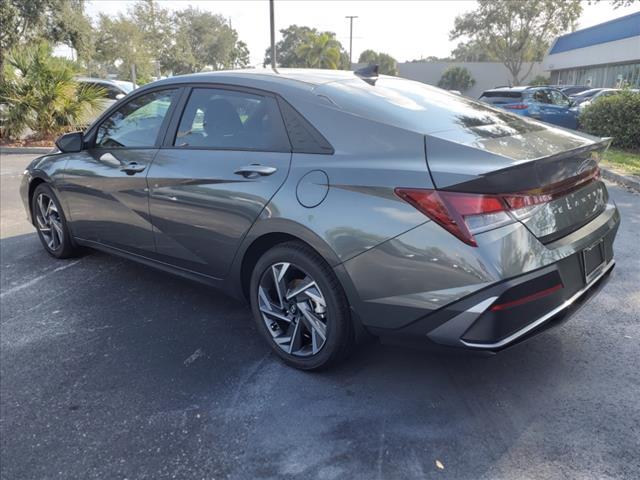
<box><xmin>96</xmin><ymin>89</ymin><xmax>176</xmax><ymax>148</ymax></box>
<box><xmin>549</xmin><ymin>90</ymin><xmax>570</xmax><ymax>106</ymax></box>
<box><xmin>174</xmin><ymin>88</ymin><xmax>290</xmax><ymax>151</ymax></box>
<box><xmin>479</xmin><ymin>92</ymin><xmax>523</xmax><ymax>105</ymax></box>
<box><xmin>532</xmin><ymin>89</ymin><xmax>552</xmax><ymax>104</ymax></box>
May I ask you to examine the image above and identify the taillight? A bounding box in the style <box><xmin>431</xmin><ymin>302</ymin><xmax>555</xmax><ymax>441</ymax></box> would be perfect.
<box><xmin>503</xmin><ymin>103</ymin><xmax>528</xmax><ymax>110</ymax></box>
<box><xmin>394</xmin><ymin>189</ymin><xmax>512</xmax><ymax>246</ymax></box>
<box><xmin>395</xmin><ymin>167</ymin><xmax>600</xmax><ymax>247</ymax></box>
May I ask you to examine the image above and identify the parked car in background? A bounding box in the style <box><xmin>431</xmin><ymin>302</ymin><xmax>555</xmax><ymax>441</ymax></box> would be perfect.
<box><xmin>77</xmin><ymin>77</ymin><xmax>134</xmax><ymax>100</ymax></box>
<box><xmin>570</xmin><ymin>88</ymin><xmax>612</xmax><ymax>106</ymax></box>
<box><xmin>575</xmin><ymin>88</ymin><xmax>639</xmax><ymax>112</ymax></box>
<box><xmin>479</xmin><ymin>86</ymin><xmax>579</xmax><ymax>129</ymax></box>
<box><xmin>21</xmin><ymin>69</ymin><xmax>619</xmax><ymax>369</ymax></box>
<box><xmin>557</xmin><ymin>85</ymin><xmax>590</xmax><ymax>96</ymax></box>
<box><xmin>74</xmin><ymin>77</ymin><xmax>137</xmax><ymax>124</ymax></box>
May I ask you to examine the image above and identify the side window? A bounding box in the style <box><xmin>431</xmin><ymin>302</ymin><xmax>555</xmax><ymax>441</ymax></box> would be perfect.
<box><xmin>95</xmin><ymin>89</ymin><xmax>176</xmax><ymax>148</ymax></box>
<box><xmin>549</xmin><ymin>90</ymin><xmax>570</xmax><ymax>107</ymax></box>
<box><xmin>174</xmin><ymin>88</ymin><xmax>290</xmax><ymax>152</ymax></box>
<box><xmin>531</xmin><ymin>89</ymin><xmax>551</xmax><ymax>104</ymax></box>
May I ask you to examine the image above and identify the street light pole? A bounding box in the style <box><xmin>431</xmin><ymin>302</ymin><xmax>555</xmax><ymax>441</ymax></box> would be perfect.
<box><xmin>270</xmin><ymin>0</ymin><xmax>277</xmax><ymax>70</ymax></box>
<box><xmin>345</xmin><ymin>15</ymin><xmax>358</xmax><ymax>68</ymax></box>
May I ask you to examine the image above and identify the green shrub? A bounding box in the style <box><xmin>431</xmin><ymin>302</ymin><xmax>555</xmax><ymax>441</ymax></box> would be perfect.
<box><xmin>0</xmin><ymin>42</ymin><xmax>106</xmax><ymax>141</ymax></box>
<box><xmin>580</xmin><ymin>90</ymin><xmax>640</xmax><ymax>150</ymax></box>
<box><xmin>437</xmin><ymin>66</ymin><xmax>475</xmax><ymax>92</ymax></box>
<box><xmin>529</xmin><ymin>75</ymin><xmax>550</xmax><ymax>86</ymax></box>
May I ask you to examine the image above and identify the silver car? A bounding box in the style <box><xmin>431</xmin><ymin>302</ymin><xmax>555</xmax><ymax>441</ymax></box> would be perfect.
<box><xmin>20</xmin><ymin>69</ymin><xmax>619</xmax><ymax>370</ymax></box>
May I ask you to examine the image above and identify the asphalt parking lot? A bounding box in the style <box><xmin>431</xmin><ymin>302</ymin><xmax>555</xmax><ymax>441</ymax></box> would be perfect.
<box><xmin>1</xmin><ymin>153</ymin><xmax>639</xmax><ymax>480</ymax></box>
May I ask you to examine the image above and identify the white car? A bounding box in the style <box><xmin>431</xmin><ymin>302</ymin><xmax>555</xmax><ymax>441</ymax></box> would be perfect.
<box><xmin>576</xmin><ymin>88</ymin><xmax>639</xmax><ymax>111</ymax></box>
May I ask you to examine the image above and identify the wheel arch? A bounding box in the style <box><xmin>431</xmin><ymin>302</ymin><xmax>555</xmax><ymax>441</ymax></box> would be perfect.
<box><xmin>233</xmin><ymin>219</ymin><xmax>343</xmax><ymax>301</ymax></box>
<box><xmin>27</xmin><ymin>175</ymin><xmax>50</xmax><ymax>224</ymax></box>
<box><xmin>233</xmin><ymin>220</ymin><xmax>371</xmax><ymax>342</ymax></box>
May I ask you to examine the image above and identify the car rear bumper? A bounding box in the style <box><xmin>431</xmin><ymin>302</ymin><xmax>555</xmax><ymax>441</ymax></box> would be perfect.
<box><xmin>367</xmin><ymin>221</ymin><xmax>617</xmax><ymax>350</ymax></box>
<box><xmin>427</xmin><ymin>257</ymin><xmax>614</xmax><ymax>350</ymax></box>
<box><xmin>341</xmin><ymin>196</ymin><xmax>620</xmax><ymax>349</ymax></box>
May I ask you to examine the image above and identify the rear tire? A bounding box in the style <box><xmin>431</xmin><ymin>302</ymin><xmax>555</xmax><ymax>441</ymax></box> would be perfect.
<box><xmin>249</xmin><ymin>241</ymin><xmax>354</xmax><ymax>370</ymax></box>
<box><xmin>31</xmin><ymin>183</ymin><xmax>79</xmax><ymax>259</ymax></box>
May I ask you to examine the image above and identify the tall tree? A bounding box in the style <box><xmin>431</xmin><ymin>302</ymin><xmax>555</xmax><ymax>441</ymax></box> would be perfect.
<box><xmin>450</xmin><ymin>0</ymin><xmax>582</xmax><ymax>84</ymax></box>
<box><xmin>264</xmin><ymin>25</ymin><xmax>349</xmax><ymax>69</ymax></box>
<box><xmin>168</xmin><ymin>7</ymin><xmax>249</xmax><ymax>73</ymax></box>
<box><xmin>129</xmin><ymin>0</ymin><xmax>172</xmax><ymax>76</ymax></box>
<box><xmin>0</xmin><ymin>0</ymin><xmax>93</xmax><ymax>69</ymax></box>
<box><xmin>94</xmin><ymin>13</ymin><xmax>154</xmax><ymax>83</ymax></box>
<box><xmin>264</xmin><ymin>25</ymin><xmax>316</xmax><ymax>67</ymax></box>
<box><xmin>450</xmin><ymin>40</ymin><xmax>497</xmax><ymax>62</ymax></box>
<box><xmin>296</xmin><ymin>32</ymin><xmax>342</xmax><ymax>69</ymax></box>
<box><xmin>358</xmin><ymin>50</ymin><xmax>399</xmax><ymax>75</ymax></box>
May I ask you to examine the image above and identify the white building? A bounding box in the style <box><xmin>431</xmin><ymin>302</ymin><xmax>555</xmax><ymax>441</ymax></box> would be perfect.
<box><xmin>544</xmin><ymin>11</ymin><xmax>640</xmax><ymax>88</ymax></box>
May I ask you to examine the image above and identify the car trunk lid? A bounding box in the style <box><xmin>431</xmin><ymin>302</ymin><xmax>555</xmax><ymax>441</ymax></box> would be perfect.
<box><xmin>425</xmin><ymin>124</ymin><xmax>611</xmax><ymax>244</ymax></box>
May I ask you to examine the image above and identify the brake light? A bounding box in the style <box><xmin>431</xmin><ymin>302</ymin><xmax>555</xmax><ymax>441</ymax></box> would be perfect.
<box><xmin>395</xmin><ymin>167</ymin><xmax>600</xmax><ymax>247</ymax></box>
<box><xmin>503</xmin><ymin>166</ymin><xmax>600</xmax><ymax>209</ymax></box>
<box><xmin>394</xmin><ymin>189</ymin><xmax>510</xmax><ymax>247</ymax></box>
<box><xmin>503</xmin><ymin>103</ymin><xmax>528</xmax><ymax>110</ymax></box>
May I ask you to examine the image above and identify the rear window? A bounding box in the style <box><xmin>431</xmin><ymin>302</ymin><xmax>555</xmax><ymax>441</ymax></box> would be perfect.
<box><xmin>315</xmin><ymin>78</ymin><xmax>534</xmax><ymax>134</ymax></box>
<box><xmin>479</xmin><ymin>91</ymin><xmax>523</xmax><ymax>104</ymax></box>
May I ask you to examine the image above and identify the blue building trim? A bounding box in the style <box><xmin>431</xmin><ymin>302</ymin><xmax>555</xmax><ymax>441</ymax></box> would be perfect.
<box><xmin>549</xmin><ymin>11</ymin><xmax>640</xmax><ymax>55</ymax></box>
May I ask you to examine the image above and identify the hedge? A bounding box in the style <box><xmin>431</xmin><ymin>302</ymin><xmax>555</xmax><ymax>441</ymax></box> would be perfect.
<box><xmin>580</xmin><ymin>90</ymin><xmax>640</xmax><ymax>150</ymax></box>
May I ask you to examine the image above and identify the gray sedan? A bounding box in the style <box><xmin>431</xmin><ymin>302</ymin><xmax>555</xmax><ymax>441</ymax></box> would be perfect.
<box><xmin>20</xmin><ymin>68</ymin><xmax>619</xmax><ymax>369</ymax></box>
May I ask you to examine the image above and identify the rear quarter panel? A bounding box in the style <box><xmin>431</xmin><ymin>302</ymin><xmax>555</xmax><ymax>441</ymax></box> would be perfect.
<box><xmin>245</xmin><ymin>96</ymin><xmax>434</xmax><ymax>263</ymax></box>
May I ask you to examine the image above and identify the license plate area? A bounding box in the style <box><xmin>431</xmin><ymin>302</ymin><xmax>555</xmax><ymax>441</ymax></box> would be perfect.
<box><xmin>582</xmin><ymin>239</ymin><xmax>605</xmax><ymax>284</ymax></box>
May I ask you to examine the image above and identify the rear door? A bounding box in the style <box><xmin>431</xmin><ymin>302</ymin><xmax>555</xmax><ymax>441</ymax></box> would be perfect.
<box><xmin>147</xmin><ymin>86</ymin><xmax>292</xmax><ymax>278</ymax></box>
<box><xmin>62</xmin><ymin>88</ymin><xmax>179</xmax><ymax>255</ymax></box>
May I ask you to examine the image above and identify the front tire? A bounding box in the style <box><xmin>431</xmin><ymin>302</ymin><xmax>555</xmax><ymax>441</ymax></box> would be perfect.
<box><xmin>31</xmin><ymin>183</ymin><xmax>78</xmax><ymax>259</ymax></box>
<box><xmin>249</xmin><ymin>241</ymin><xmax>354</xmax><ymax>370</ymax></box>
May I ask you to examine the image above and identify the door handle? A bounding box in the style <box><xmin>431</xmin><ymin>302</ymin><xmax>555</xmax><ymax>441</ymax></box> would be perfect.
<box><xmin>234</xmin><ymin>164</ymin><xmax>277</xmax><ymax>178</ymax></box>
<box><xmin>120</xmin><ymin>162</ymin><xmax>146</xmax><ymax>175</ymax></box>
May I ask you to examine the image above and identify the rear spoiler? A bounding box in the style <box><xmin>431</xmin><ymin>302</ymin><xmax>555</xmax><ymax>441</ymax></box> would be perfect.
<box><xmin>442</xmin><ymin>138</ymin><xmax>612</xmax><ymax>195</ymax></box>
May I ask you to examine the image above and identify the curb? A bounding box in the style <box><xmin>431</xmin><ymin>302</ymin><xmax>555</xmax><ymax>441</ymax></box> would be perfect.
<box><xmin>601</xmin><ymin>167</ymin><xmax>640</xmax><ymax>193</ymax></box>
<box><xmin>0</xmin><ymin>146</ymin><xmax>54</xmax><ymax>155</ymax></box>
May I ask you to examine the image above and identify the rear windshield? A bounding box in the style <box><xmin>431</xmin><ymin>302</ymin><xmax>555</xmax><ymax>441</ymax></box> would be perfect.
<box><xmin>479</xmin><ymin>91</ymin><xmax>523</xmax><ymax>104</ymax></box>
<box><xmin>315</xmin><ymin>77</ymin><xmax>535</xmax><ymax>134</ymax></box>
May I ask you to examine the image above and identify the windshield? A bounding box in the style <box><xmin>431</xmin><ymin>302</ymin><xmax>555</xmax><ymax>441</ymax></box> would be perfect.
<box><xmin>114</xmin><ymin>80</ymin><xmax>136</xmax><ymax>93</ymax></box>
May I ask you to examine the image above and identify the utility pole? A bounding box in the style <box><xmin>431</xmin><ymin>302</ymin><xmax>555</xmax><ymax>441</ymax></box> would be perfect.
<box><xmin>345</xmin><ymin>15</ymin><xmax>358</xmax><ymax>68</ymax></box>
<box><xmin>270</xmin><ymin>0</ymin><xmax>277</xmax><ymax>70</ymax></box>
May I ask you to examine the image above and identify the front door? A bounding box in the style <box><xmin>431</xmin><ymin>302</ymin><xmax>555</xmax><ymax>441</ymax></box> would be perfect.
<box><xmin>147</xmin><ymin>87</ymin><xmax>292</xmax><ymax>278</ymax></box>
<box><xmin>62</xmin><ymin>88</ymin><xmax>178</xmax><ymax>255</ymax></box>
<box><xmin>547</xmin><ymin>89</ymin><xmax>578</xmax><ymax>129</ymax></box>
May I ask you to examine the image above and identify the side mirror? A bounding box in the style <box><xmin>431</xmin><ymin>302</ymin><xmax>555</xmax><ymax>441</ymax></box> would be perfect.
<box><xmin>55</xmin><ymin>131</ymin><xmax>83</xmax><ymax>153</ymax></box>
<box><xmin>115</xmin><ymin>93</ymin><xmax>125</xmax><ymax>100</ymax></box>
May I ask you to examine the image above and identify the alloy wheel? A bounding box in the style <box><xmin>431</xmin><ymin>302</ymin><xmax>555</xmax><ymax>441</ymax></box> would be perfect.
<box><xmin>257</xmin><ymin>262</ymin><xmax>328</xmax><ymax>357</ymax></box>
<box><xmin>35</xmin><ymin>193</ymin><xmax>64</xmax><ymax>251</ymax></box>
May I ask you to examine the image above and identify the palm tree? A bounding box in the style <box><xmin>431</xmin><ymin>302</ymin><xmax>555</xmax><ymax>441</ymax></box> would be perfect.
<box><xmin>296</xmin><ymin>32</ymin><xmax>342</xmax><ymax>69</ymax></box>
<box><xmin>1</xmin><ymin>42</ymin><xmax>106</xmax><ymax>141</ymax></box>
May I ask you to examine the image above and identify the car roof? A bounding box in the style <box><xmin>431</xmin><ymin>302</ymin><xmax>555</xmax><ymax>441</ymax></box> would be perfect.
<box><xmin>482</xmin><ymin>86</ymin><xmax>530</xmax><ymax>93</ymax></box>
<box><xmin>481</xmin><ymin>85</ymin><xmax>564</xmax><ymax>94</ymax></box>
<box><xmin>159</xmin><ymin>68</ymin><xmax>356</xmax><ymax>85</ymax></box>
